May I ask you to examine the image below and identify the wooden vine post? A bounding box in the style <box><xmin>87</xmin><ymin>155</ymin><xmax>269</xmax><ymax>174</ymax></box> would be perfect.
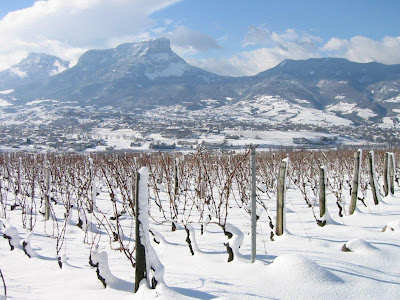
<box><xmin>17</xmin><ymin>156</ymin><xmax>22</xmax><ymax>201</ymax></box>
<box><xmin>349</xmin><ymin>149</ymin><xmax>362</xmax><ymax>215</ymax></box>
<box><xmin>89</xmin><ymin>157</ymin><xmax>96</xmax><ymax>213</ymax></box>
<box><xmin>383</xmin><ymin>152</ymin><xmax>389</xmax><ymax>197</ymax></box>
<box><xmin>250</xmin><ymin>147</ymin><xmax>257</xmax><ymax>263</ymax></box>
<box><xmin>276</xmin><ymin>158</ymin><xmax>288</xmax><ymax>236</ymax></box>
<box><xmin>174</xmin><ymin>157</ymin><xmax>179</xmax><ymax>199</ymax></box>
<box><xmin>319</xmin><ymin>166</ymin><xmax>327</xmax><ymax>218</ymax></box>
<box><xmin>44</xmin><ymin>161</ymin><xmax>51</xmax><ymax>221</ymax></box>
<box><xmin>135</xmin><ymin>171</ymin><xmax>147</xmax><ymax>293</ymax></box>
<box><xmin>368</xmin><ymin>151</ymin><xmax>380</xmax><ymax>205</ymax></box>
<box><xmin>172</xmin><ymin>157</ymin><xmax>179</xmax><ymax>231</ymax></box>
<box><xmin>389</xmin><ymin>153</ymin><xmax>395</xmax><ymax>195</ymax></box>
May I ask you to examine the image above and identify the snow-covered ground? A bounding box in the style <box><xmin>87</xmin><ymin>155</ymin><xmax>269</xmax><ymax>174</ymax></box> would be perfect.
<box><xmin>144</xmin><ymin>95</ymin><xmax>354</xmax><ymax>127</ymax></box>
<box><xmin>88</xmin><ymin>128</ymin><xmax>361</xmax><ymax>152</ymax></box>
<box><xmin>0</xmin><ymin>152</ymin><xmax>399</xmax><ymax>299</ymax></box>
<box><xmin>326</xmin><ymin>102</ymin><xmax>377</xmax><ymax>120</ymax></box>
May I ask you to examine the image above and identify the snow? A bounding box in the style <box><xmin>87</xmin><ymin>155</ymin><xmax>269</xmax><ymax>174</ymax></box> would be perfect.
<box><xmin>382</xmin><ymin>117</ymin><xmax>394</xmax><ymax>126</ymax></box>
<box><xmin>384</xmin><ymin>219</ymin><xmax>400</xmax><ymax>231</ymax></box>
<box><xmin>0</xmin><ymin>153</ymin><xmax>400</xmax><ymax>299</ymax></box>
<box><xmin>90</xmin><ymin>250</ymin><xmax>134</xmax><ymax>292</ymax></box>
<box><xmin>268</xmin><ymin>254</ymin><xmax>343</xmax><ymax>283</ymax></box>
<box><xmin>384</xmin><ymin>95</ymin><xmax>400</xmax><ymax>103</ymax></box>
<box><xmin>226</xmin><ymin>95</ymin><xmax>351</xmax><ymax>126</ymax></box>
<box><xmin>393</xmin><ymin>109</ymin><xmax>400</xmax><ymax>114</ymax></box>
<box><xmin>49</xmin><ymin>60</ymin><xmax>68</xmax><ymax>76</ymax></box>
<box><xmin>201</xmin><ymin>99</ymin><xmax>219</xmax><ymax>105</ymax></box>
<box><xmin>356</xmin><ymin>108</ymin><xmax>377</xmax><ymax>120</ymax></box>
<box><xmin>224</xmin><ymin>222</ymin><xmax>244</xmax><ymax>259</ymax></box>
<box><xmin>145</xmin><ymin>62</ymin><xmax>188</xmax><ymax>80</ymax></box>
<box><xmin>294</xmin><ymin>98</ymin><xmax>310</xmax><ymax>104</ymax></box>
<box><xmin>89</xmin><ymin>128</ymin><xmax>144</xmax><ymax>151</ymax></box>
<box><xmin>0</xmin><ymin>99</ymin><xmax>12</xmax><ymax>107</ymax></box>
<box><xmin>9</xmin><ymin>67</ymin><xmax>27</xmax><ymax>78</ymax></box>
<box><xmin>87</xmin><ymin>127</ymin><xmax>363</xmax><ymax>152</ymax></box>
<box><xmin>224</xmin><ymin>130</ymin><xmax>337</xmax><ymax>147</ymax></box>
<box><xmin>26</xmin><ymin>99</ymin><xmax>54</xmax><ymax>106</ymax></box>
<box><xmin>327</xmin><ymin>102</ymin><xmax>355</xmax><ymax>113</ymax></box>
<box><xmin>2</xmin><ymin>221</ymin><xmax>21</xmax><ymax>250</ymax></box>
<box><xmin>143</xmin><ymin>95</ymin><xmax>353</xmax><ymax>129</ymax></box>
<box><xmin>343</xmin><ymin>238</ymin><xmax>377</xmax><ymax>253</ymax></box>
<box><xmin>326</xmin><ymin>102</ymin><xmax>377</xmax><ymax>120</ymax></box>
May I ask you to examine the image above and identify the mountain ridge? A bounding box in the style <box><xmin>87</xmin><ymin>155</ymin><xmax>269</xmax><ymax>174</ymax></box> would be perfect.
<box><xmin>10</xmin><ymin>38</ymin><xmax>232</xmax><ymax>107</ymax></box>
<box><xmin>3</xmin><ymin>38</ymin><xmax>400</xmax><ymax>125</ymax></box>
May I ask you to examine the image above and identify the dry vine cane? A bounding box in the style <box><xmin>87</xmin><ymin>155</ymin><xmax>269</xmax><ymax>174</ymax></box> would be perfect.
<box><xmin>0</xmin><ymin>269</ymin><xmax>6</xmax><ymax>300</ymax></box>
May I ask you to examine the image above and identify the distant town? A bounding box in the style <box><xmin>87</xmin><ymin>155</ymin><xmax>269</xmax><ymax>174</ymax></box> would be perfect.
<box><xmin>1</xmin><ymin>100</ymin><xmax>399</xmax><ymax>152</ymax></box>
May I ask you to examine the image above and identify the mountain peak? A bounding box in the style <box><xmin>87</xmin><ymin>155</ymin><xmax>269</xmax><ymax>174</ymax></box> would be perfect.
<box><xmin>77</xmin><ymin>38</ymin><xmax>175</xmax><ymax>67</ymax></box>
<box><xmin>13</xmin><ymin>37</ymin><xmax>223</xmax><ymax>105</ymax></box>
<box><xmin>127</xmin><ymin>37</ymin><xmax>171</xmax><ymax>53</ymax></box>
<box><xmin>117</xmin><ymin>37</ymin><xmax>171</xmax><ymax>49</ymax></box>
<box><xmin>0</xmin><ymin>52</ymin><xmax>69</xmax><ymax>89</ymax></box>
<box><xmin>18</xmin><ymin>52</ymin><xmax>69</xmax><ymax>68</ymax></box>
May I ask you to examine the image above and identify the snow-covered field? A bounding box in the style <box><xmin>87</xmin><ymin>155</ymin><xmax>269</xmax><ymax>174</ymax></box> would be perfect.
<box><xmin>88</xmin><ymin>128</ymin><xmax>360</xmax><ymax>152</ymax></box>
<box><xmin>0</xmin><ymin>151</ymin><xmax>399</xmax><ymax>299</ymax></box>
<box><xmin>145</xmin><ymin>95</ymin><xmax>354</xmax><ymax>127</ymax></box>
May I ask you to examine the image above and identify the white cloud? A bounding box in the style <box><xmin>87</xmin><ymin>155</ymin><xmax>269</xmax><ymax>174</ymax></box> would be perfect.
<box><xmin>242</xmin><ymin>25</ymin><xmax>272</xmax><ymax>47</ymax></box>
<box><xmin>1</xmin><ymin>3</ymin><xmax>399</xmax><ymax>79</ymax></box>
<box><xmin>0</xmin><ymin>0</ymin><xmax>181</xmax><ymax>70</ymax></box>
<box><xmin>322</xmin><ymin>36</ymin><xmax>400</xmax><ymax>65</ymax></box>
<box><xmin>243</xmin><ymin>26</ymin><xmax>322</xmax><ymax>51</ymax></box>
<box><xmin>190</xmin><ymin>28</ymin><xmax>322</xmax><ymax>76</ymax></box>
<box><xmin>190</xmin><ymin>27</ymin><xmax>400</xmax><ymax>77</ymax></box>
<box><xmin>165</xmin><ymin>26</ymin><xmax>221</xmax><ymax>56</ymax></box>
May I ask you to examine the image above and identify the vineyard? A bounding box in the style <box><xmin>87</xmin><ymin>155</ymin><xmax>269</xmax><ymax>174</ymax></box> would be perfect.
<box><xmin>0</xmin><ymin>148</ymin><xmax>399</xmax><ymax>299</ymax></box>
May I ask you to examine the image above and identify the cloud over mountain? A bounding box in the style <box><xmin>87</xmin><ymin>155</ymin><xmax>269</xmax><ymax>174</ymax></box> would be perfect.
<box><xmin>0</xmin><ymin>0</ymin><xmax>181</xmax><ymax>71</ymax></box>
<box><xmin>322</xmin><ymin>35</ymin><xmax>400</xmax><ymax>65</ymax></box>
<box><xmin>0</xmin><ymin>1</ymin><xmax>399</xmax><ymax>78</ymax></box>
<box><xmin>189</xmin><ymin>26</ymin><xmax>400</xmax><ymax>77</ymax></box>
<box><xmin>165</xmin><ymin>26</ymin><xmax>221</xmax><ymax>56</ymax></box>
<box><xmin>189</xmin><ymin>28</ymin><xmax>323</xmax><ymax>76</ymax></box>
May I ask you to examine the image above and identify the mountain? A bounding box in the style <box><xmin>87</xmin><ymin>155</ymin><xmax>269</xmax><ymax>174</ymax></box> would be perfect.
<box><xmin>7</xmin><ymin>38</ymin><xmax>400</xmax><ymax>124</ymax></box>
<box><xmin>12</xmin><ymin>38</ymin><xmax>233</xmax><ymax>108</ymax></box>
<box><xmin>238</xmin><ymin>57</ymin><xmax>400</xmax><ymax>123</ymax></box>
<box><xmin>0</xmin><ymin>53</ymin><xmax>69</xmax><ymax>90</ymax></box>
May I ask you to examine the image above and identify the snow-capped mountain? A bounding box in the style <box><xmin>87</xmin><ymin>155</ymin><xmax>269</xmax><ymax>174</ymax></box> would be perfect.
<box><xmin>251</xmin><ymin>57</ymin><xmax>400</xmax><ymax>113</ymax></box>
<box><xmin>222</xmin><ymin>57</ymin><xmax>400</xmax><ymax>125</ymax></box>
<box><xmin>6</xmin><ymin>38</ymin><xmax>400</xmax><ymax>125</ymax></box>
<box><xmin>12</xmin><ymin>38</ymin><xmax>230</xmax><ymax>107</ymax></box>
<box><xmin>0</xmin><ymin>53</ymin><xmax>69</xmax><ymax>90</ymax></box>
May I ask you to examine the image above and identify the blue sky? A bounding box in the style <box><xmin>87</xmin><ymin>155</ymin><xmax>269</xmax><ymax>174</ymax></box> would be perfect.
<box><xmin>0</xmin><ymin>0</ymin><xmax>399</xmax><ymax>76</ymax></box>
<box><xmin>154</xmin><ymin>0</ymin><xmax>400</xmax><ymax>41</ymax></box>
